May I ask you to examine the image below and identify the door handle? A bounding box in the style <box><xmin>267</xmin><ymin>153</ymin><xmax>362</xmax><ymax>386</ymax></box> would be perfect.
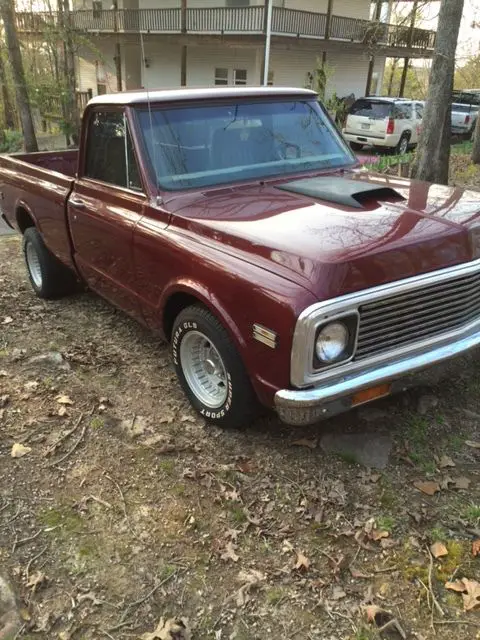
<box><xmin>70</xmin><ymin>197</ymin><xmax>86</xmax><ymax>208</ymax></box>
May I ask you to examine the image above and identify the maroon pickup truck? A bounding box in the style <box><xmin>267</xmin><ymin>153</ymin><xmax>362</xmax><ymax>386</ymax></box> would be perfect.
<box><xmin>2</xmin><ymin>87</ymin><xmax>480</xmax><ymax>428</ymax></box>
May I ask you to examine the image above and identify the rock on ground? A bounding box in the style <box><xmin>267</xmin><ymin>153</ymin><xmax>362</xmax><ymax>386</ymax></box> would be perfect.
<box><xmin>0</xmin><ymin>576</ymin><xmax>21</xmax><ymax>640</ymax></box>
<box><xmin>320</xmin><ymin>432</ymin><xmax>393</xmax><ymax>469</ymax></box>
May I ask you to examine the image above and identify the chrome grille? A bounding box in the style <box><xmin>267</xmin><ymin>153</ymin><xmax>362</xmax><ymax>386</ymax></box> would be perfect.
<box><xmin>355</xmin><ymin>270</ymin><xmax>480</xmax><ymax>361</ymax></box>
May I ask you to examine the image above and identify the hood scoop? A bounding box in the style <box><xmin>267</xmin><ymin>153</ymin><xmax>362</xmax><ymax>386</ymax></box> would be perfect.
<box><xmin>277</xmin><ymin>176</ymin><xmax>404</xmax><ymax>209</ymax></box>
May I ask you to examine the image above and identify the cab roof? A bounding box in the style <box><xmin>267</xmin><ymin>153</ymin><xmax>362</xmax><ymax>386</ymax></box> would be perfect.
<box><xmin>88</xmin><ymin>86</ymin><xmax>317</xmax><ymax>107</ymax></box>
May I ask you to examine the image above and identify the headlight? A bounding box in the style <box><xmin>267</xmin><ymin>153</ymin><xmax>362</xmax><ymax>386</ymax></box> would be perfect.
<box><xmin>315</xmin><ymin>322</ymin><xmax>349</xmax><ymax>363</ymax></box>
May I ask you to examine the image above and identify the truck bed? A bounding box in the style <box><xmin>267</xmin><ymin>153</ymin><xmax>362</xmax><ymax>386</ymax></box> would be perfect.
<box><xmin>12</xmin><ymin>149</ymin><xmax>78</xmax><ymax>177</ymax></box>
<box><xmin>0</xmin><ymin>149</ymin><xmax>77</xmax><ymax>268</ymax></box>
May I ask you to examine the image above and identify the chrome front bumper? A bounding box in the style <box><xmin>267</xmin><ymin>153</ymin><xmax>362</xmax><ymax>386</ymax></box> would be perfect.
<box><xmin>275</xmin><ymin>325</ymin><xmax>480</xmax><ymax>426</ymax></box>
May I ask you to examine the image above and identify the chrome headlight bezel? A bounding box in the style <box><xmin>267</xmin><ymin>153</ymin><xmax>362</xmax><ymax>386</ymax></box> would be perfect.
<box><xmin>313</xmin><ymin>315</ymin><xmax>359</xmax><ymax>368</ymax></box>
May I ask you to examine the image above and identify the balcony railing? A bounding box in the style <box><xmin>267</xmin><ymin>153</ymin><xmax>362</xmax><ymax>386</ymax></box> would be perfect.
<box><xmin>15</xmin><ymin>6</ymin><xmax>436</xmax><ymax>51</ymax></box>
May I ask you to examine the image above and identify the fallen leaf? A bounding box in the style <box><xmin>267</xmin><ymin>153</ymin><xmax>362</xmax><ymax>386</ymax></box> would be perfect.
<box><xmin>56</xmin><ymin>395</ymin><xmax>73</xmax><ymax>405</ymax></box>
<box><xmin>294</xmin><ymin>551</ymin><xmax>310</xmax><ymax>571</ymax></box>
<box><xmin>332</xmin><ymin>585</ymin><xmax>346</xmax><ymax>600</ymax></box>
<box><xmin>445</xmin><ymin>579</ymin><xmax>467</xmax><ymax>593</ymax></box>
<box><xmin>141</xmin><ymin>617</ymin><xmax>191</xmax><ymax>640</ymax></box>
<box><xmin>438</xmin><ymin>455</ymin><xmax>455</xmax><ymax>468</ymax></box>
<box><xmin>234</xmin><ymin>569</ymin><xmax>265</xmax><ymax>607</ymax></box>
<box><xmin>11</xmin><ymin>443</ymin><xmax>32</xmax><ymax>458</ymax></box>
<box><xmin>26</xmin><ymin>571</ymin><xmax>46</xmax><ymax>593</ymax></box>
<box><xmin>0</xmin><ymin>370</ymin><xmax>7</xmax><ymax>377</ymax></box>
<box><xmin>58</xmin><ymin>406</ymin><xmax>68</xmax><ymax>417</ymax></box>
<box><xmin>453</xmin><ymin>476</ymin><xmax>471</xmax><ymax>490</ymax></box>
<box><xmin>282</xmin><ymin>539</ymin><xmax>294</xmax><ymax>554</ymax></box>
<box><xmin>465</xmin><ymin>440</ymin><xmax>480</xmax><ymax>449</ymax></box>
<box><xmin>2</xmin><ymin>316</ymin><xmax>13</xmax><ymax>325</ymax></box>
<box><xmin>413</xmin><ymin>480</ymin><xmax>440</xmax><ymax>496</ymax></box>
<box><xmin>236</xmin><ymin>459</ymin><xmax>255</xmax><ymax>473</ymax></box>
<box><xmin>291</xmin><ymin>438</ymin><xmax>317</xmax><ymax>449</ymax></box>
<box><xmin>350</xmin><ymin>567</ymin><xmax>372</xmax><ymax>579</ymax></box>
<box><xmin>77</xmin><ymin>592</ymin><xmax>102</xmax><ymax>606</ymax></box>
<box><xmin>472</xmin><ymin>540</ymin><xmax>480</xmax><ymax>557</ymax></box>
<box><xmin>431</xmin><ymin>541</ymin><xmax>448</xmax><ymax>558</ymax></box>
<box><xmin>371</xmin><ymin>530</ymin><xmax>389</xmax><ymax>542</ymax></box>
<box><xmin>220</xmin><ymin>541</ymin><xmax>239</xmax><ymax>563</ymax></box>
<box><xmin>446</xmin><ymin>578</ymin><xmax>480</xmax><ymax>611</ymax></box>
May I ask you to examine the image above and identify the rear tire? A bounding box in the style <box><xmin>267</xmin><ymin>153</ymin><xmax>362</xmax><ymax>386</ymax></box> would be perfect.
<box><xmin>171</xmin><ymin>305</ymin><xmax>259</xmax><ymax>429</ymax></box>
<box><xmin>395</xmin><ymin>133</ymin><xmax>410</xmax><ymax>155</ymax></box>
<box><xmin>23</xmin><ymin>227</ymin><xmax>78</xmax><ymax>299</ymax></box>
<box><xmin>350</xmin><ymin>142</ymin><xmax>364</xmax><ymax>152</ymax></box>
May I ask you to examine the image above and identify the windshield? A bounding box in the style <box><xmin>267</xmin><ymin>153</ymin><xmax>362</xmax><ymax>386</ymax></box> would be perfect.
<box><xmin>135</xmin><ymin>99</ymin><xmax>355</xmax><ymax>190</ymax></box>
<box><xmin>349</xmin><ymin>99</ymin><xmax>392</xmax><ymax>119</ymax></box>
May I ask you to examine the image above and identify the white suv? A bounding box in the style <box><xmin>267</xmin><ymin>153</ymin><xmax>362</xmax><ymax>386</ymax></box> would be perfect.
<box><xmin>343</xmin><ymin>97</ymin><xmax>423</xmax><ymax>154</ymax></box>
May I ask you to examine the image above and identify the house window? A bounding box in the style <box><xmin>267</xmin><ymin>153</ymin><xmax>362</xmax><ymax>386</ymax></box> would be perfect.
<box><xmin>267</xmin><ymin>70</ymin><xmax>274</xmax><ymax>86</ymax></box>
<box><xmin>214</xmin><ymin>68</ymin><xmax>228</xmax><ymax>85</ymax></box>
<box><xmin>233</xmin><ymin>69</ymin><xmax>247</xmax><ymax>86</ymax></box>
<box><xmin>92</xmin><ymin>0</ymin><xmax>102</xmax><ymax>17</ymax></box>
<box><xmin>226</xmin><ymin>0</ymin><xmax>250</xmax><ymax>6</ymax></box>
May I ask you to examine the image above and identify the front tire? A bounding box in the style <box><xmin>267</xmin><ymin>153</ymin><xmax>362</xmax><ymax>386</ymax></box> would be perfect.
<box><xmin>23</xmin><ymin>227</ymin><xmax>78</xmax><ymax>299</ymax></box>
<box><xmin>171</xmin><ymin>305</ymin><xmax>259</xmax><ymax>428</ymax></box>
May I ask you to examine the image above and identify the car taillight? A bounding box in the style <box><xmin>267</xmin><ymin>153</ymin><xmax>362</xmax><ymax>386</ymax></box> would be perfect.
<box><xmin>465</xmin><ymin>115</ymin><xmax>471</xmax><ymax>125</ymax></box>
<box><xmin>386</xmin><ymin>118</ymin><xmax>395</xmax><ymax>134</ymax></box>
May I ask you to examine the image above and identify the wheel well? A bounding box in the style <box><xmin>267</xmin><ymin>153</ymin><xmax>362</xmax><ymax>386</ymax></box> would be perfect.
<box><xmin>163</xmin><ymin>292</ymin><xmax>203</xmax><ymax>341</ymax></box>
<box><xmin>16</xmin><ymin>207</ymin><xmax>35</xmax><ymax>234</ymax></box>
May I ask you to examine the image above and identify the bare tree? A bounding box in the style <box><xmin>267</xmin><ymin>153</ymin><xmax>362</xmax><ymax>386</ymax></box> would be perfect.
<box><xmin>411</xmin><ymin>0</ymin><xmax>463</xmax><ymax>184</ymax></box>
<box><xmin>0</xmin><ymin>0</ymin><xmax>38</xmax><ymax>151</ymax></box>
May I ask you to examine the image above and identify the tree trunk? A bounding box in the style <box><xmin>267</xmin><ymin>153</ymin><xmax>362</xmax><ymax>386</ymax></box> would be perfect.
<box><xmin>387</xmin><ymin>58</ymin><xmax>398</xmax><ymax>96</ymax></box>
<box><xmin>0</xmin><ymin>0</ymin><xmax>38</xmax><ymax>150</ymax></box>
<box><xmin>411</xmin><ymin>0</ymin><xmax>463</xmax><ymax>185</ymax></box>
<box><xmin>472</xmin><ymin>110</ymin><xmax>480</xmax><ymax>164</ymax></box>
<box><xmin>63</xmin><ymin>0</ymin><xmax>80</xmax><ymax>144</ymax></box>
<box><xmin>0</xmin><ymin>45</ymin><xmax>15</xmax><ymax>129</ymax></box>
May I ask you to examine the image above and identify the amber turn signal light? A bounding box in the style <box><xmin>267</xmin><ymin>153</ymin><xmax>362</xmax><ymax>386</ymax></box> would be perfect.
<box><xmin>351</xmin><ymin>383</ymin><xmax>391</xmax><ymax>407</ymax></box>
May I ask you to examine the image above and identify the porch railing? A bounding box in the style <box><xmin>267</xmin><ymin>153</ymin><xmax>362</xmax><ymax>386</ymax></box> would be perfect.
<box><xmin>15</xmin><ymin>6</ymin><xmax>436</xmax><ymax>51</ymax></box>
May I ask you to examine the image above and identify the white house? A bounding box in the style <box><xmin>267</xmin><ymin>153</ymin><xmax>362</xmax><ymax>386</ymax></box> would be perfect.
<box><xmin>16</xmin><ymin>0</ymin><xmax>436</xmax><ymax>103</ymax></box>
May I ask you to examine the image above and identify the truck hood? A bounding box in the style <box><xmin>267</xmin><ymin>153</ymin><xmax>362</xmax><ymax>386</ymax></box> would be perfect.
<box><xmin>168</xmin><ymin>172</ymin><xmax>479</xmax><ymax>301</ymax></box>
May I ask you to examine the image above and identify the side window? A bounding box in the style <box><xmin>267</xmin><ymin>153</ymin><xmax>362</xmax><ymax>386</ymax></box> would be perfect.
<box><xmin>84</xmin><ymin>111</ymin><xmax>142</xmax><ymax>191</ymax></box>
<box><xmin>393</xmin><ymin>104</ymin><xmax>412</xmax><ymax>120</ymax></box>
<box><xmin>415</xmin><ymin>103</ymin><xmax>424</xmax><ymax>119</ymax></box>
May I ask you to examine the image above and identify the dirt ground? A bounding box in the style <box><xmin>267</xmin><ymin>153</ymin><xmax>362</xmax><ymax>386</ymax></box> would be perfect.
<box><xmin>1</xmin><ymin>182</ymin><xmax>480</xmax><ymax>639</ymax></box>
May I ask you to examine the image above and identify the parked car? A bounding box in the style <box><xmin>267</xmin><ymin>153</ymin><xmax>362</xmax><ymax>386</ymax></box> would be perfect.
<box><xmin>451</xmin><ymin>102</ymin><xmax>479</xmax><ymax>138</ymax></box>
<box><xmin>2</xmin><ymin>87</ymin><xmax>480</xmax><ymax>428</ymax></box>
<box><xmin>343</xmin><ymin>97</ymin><xmax>423</xmax><ymax>154</ymax></box>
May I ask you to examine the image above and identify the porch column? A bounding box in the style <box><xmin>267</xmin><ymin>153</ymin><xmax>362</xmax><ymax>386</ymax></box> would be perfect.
<box><xmin>181</xmin><ymin>0</ymin><xmax>187</xmax><ymax>86</ymax></box>
<box><xmin>321</xmin><ymin>0</ymin><xmax>333</xmax><ymax>67</ymax></box>
<box><xmin>261</xmin><ymin>0</ymin><xmax>273</xmax><ymax>85</ymax></box>
<box><xmin>113</xmin><ymin>0</ymin><xmax>122</xmax><ymax>91</ymax></box>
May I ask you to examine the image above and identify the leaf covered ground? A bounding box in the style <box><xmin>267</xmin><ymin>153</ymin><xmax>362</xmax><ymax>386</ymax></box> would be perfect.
<box><xmin>1</xmin><ymin>231</ymin><xmax>480</xmax><ymax>640</ymax></box>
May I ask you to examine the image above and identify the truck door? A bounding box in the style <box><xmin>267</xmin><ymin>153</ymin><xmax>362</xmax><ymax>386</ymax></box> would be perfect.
<box><xmin>68</xmin><ymin>108</ymin><xmax>146</xmax><ymax>321</ymax></box>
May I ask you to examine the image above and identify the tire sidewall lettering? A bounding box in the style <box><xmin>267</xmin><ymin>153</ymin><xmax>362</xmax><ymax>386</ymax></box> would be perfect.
<box><xmin>174</xmin><ymin>325</ymin><xmax>233</xmax><ymax>421</ymax></box>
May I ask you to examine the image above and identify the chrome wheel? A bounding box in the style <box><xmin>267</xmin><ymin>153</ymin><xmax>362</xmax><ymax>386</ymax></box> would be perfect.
<box><xmin>26</xmin><ymin>242</ymin><xmax>42</xmax><ymax>288</ymax></box>
<box><xmin>179</xmin><ymin>331</ymin><xmax>228</xmax><ymax>408</ymax></box>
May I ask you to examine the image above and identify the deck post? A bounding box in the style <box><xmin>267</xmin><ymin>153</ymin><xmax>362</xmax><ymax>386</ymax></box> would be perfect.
<box><xmin>181</xmin><ymin>0</ymin><xmax>187</xmax><ymax>86</ymax></box>
<box><xmin>261</xmin><ymin>0</ymin><xmax>273</xmax><ymax>86</ymax></box>
<box><xmin>321</xmin><ymin>0</ymin><xmax>333</xmax><ymax>67</ymax></box>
